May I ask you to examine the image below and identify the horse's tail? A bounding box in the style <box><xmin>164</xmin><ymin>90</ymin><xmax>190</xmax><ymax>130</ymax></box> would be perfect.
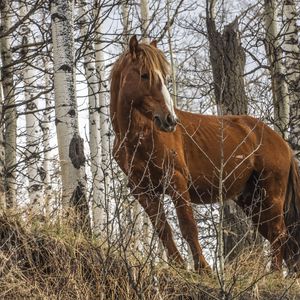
<box><xmin>284</xmin><ymin>157</ymin><xmax>300</xmax><ymax>271</ymax></box>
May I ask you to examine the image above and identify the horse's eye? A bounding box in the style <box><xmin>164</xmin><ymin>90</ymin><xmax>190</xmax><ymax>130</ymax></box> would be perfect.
<box><xmin>141</xmin><ymin>73</ymin><xmax>149</xmax><ymax>80</ymax></box>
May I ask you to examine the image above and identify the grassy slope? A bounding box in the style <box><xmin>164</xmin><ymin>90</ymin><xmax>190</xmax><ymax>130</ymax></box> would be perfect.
<box><xmin>0</xmin><ymin>214</ymin><xmax>299</xmax><ymax>299</ymax></box>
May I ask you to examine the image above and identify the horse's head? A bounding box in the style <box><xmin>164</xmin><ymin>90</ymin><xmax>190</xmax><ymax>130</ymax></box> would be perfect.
<box><xmin>112</xmin><ymin>35</ymin><xmax>178</xmax><ymax>132</ymax></box>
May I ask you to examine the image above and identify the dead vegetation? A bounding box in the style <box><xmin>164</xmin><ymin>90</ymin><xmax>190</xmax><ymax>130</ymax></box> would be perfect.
<box><xmin>0</xmin><ymin>214</ymin><xmax>299</xmax><ymax>299</ymax></box>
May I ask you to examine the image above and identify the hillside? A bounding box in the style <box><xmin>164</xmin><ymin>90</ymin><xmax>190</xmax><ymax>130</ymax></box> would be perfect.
<box><xmin>0</xmin><ymin>214</ymin><xmax>299</xmax><ymax>299</ymax></box>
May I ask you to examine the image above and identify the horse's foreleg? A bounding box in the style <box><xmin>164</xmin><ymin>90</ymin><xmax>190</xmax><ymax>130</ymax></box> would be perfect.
<box><xmin>137</xmin><ymin>193</ymin><xmax>185</xmax><ymax>267</ymax></box>
<box><xmin>168</xmin><ymin>172</ymin><xmax>211</xmax><ymax>273</ymax></box>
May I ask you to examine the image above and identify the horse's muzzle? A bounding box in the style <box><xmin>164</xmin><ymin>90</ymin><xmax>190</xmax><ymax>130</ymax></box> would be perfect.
<box><xmin>154</xmin><ymin>114</ymin><xmax>177</xmax><ymax>132</ymax></box>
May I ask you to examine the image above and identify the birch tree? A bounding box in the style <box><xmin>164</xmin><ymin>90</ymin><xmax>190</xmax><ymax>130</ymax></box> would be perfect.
<box><xmin>19</xmin><ymin>2</ymin><xmax>44</xmax><ymax>217</ymax></box>
<box><xmin>0</xmin><ymin>0</ymin><xmax>17</xmax><ymax>208</ymax></box>
<box><xmin>264</xmin><ymin>0</ymin><xmax>290</xmax><ymax>139</ymax></box>
<box><xmin>140</xmin><ymin>0</ymin><xmax>150</xmax><ymax>43</ymax></box>
<box><xmin>282</xmin><ymin>0</ymin><xmax>300</xmax><ymax>159</ymax></box>
<box><xmin>121</xmin><ymin>0</ymin><xmax>130</xmax><ymax>46</ymax></box>
<box><xmin>166</xmin><ymin>0</ymin><xmax>177</xmax><ymax>105</ymax></box>
<box><xmin>93</xmin><ymin>1</ymin><xmax>111</xmax><ymax>207</ymax></box>
<box><xmin>78</xmin><ymin>0</ymin><xmax>105</xmax><ymax>235</ymax></box>
<box><xmin>41</xmin><ymin>58</ymin><xmax>53</xmax><ymax>219</ymax></box>
<box><xmin>51</xmin><ymin>0</ymin><xmax>90</xmax><ymax>233</ymax></box>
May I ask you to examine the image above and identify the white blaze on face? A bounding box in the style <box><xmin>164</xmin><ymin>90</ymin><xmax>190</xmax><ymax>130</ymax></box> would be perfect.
<box><xmin>156</xmin><ymin>70</ymin><xmax>178</xmax><ymax>121</ymax></box>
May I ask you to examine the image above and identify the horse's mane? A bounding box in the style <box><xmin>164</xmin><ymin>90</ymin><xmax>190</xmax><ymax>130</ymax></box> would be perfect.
<box><xmin>110</xmin><ymin>43</ymin><xmax>171</xmax><ymax>85</ymax></box>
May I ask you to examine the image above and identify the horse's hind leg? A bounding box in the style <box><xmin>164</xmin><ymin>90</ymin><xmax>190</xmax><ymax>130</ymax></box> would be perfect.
<box><xmin>256</xmin><ymin>202</ymin><xmax>286</xmax><ymax>271</ymax></box>
<box><xmin>239</xmin><ymin>174</ymin><xmax>287</xmax><ymax>271</ymax></box>
<box><xmin>136</xmin><ymin>192</ymin><xmax>185</xmax><ymax>267</ymax></box>
<box><xmin>168</xmin><ymin>171</ymin><xmax>211</xmax><ymax>273</ymax></box>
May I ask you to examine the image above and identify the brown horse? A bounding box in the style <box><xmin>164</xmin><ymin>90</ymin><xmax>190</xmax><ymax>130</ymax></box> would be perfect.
<box><xmin>110</xmin><ymin>35</ymin><xmax>300</xmax><ymax>274</ymax></box>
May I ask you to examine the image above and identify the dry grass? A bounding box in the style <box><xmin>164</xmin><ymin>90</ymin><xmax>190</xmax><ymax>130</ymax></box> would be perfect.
<box><xmin>0</xmin><ymin>214</ymin><xmax>299</xmax><ymax>299</ymax></box>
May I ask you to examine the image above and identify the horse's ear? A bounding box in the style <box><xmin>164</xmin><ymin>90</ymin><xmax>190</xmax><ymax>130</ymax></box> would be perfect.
<box><xmin>129</xmin><ymin>35</ymin><xmax>139</xmax><ymax>59</ymax></box>
<box><xmin>150</xmin><ymin>40</ymin><xmax>158</xmax><ymax>48</ymax></box>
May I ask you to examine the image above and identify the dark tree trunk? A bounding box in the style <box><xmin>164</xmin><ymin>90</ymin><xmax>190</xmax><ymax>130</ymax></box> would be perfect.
<box><xmin>207</xmin><ymin>16</ymin><xmax>261</xmax><ymax>261</ymax></box>
<box><xmin>207</xmin><ymin>18</ymin><xmax>247</xmax><ymax>115</ymax></box>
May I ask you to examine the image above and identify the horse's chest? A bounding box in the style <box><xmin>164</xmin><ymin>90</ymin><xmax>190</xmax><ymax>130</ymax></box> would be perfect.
<box><xmin>112</xmin><ymin>136</ymin><xmax>148</xmax><ymax>175</ymax></box>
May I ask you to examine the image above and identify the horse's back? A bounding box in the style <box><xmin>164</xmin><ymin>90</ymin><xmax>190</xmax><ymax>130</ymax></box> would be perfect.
<box><xmin>176</xmin><ymin>111</ymin><xmax>291</xmax><ymax>171</ymax></box>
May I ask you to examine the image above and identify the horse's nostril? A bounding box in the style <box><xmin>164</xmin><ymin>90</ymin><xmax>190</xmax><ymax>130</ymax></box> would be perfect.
<box><xmin>166</xmin><ymin>114</ymin><xmax>172</xmax><ymax>125</ymax></box>
<box><xmin>166</xmin><ymin>114</ymin><xmax>176</xmax><ymax>126</ymax></box>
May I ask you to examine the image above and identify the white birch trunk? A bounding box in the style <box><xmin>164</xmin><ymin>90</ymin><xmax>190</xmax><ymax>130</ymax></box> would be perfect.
<box><xmin>95</xmin><ymin>45</ymin><xmax>110</xmax><ymax>189</ymax></box>
<box><xmin>79</xmin><ymin>1</ymin><xmax>105</xmax><ymax>235</ymax></box>
<box><xmin>264</xmin><ymin>0</ymin><xmax>290</xmax><ymax>139</ymax></box>
<box><xmin>1</xmin><ymin>2</ymin><xmax>17</xmax><ymax>208</ymax></box>
<box><xmin>140</xmin><ymin>0</ymin><xmax>150</xmax><ymax>43</ymax></box>
<box><xmin>19</xmin><ymin>3</ymin><xmax>44</xmax><ymax>217</ymax></box>
<box><xmin>93</xmin><ymin>5</ymin><xmax>110</xmax><ymax>184</ymax></box>
<box><xmin>121</xmin><ymin>0</ymin><xmax>130</xmax><ymax>46</ymax></box>
<box><xmin>0</xmin><ymin>72</ymin><xmax>6</xmax><ymax>210</ymax></box>
<box><xmin>283</xmin><ymin>0</ymin><xmax>300</xmax><ymax>158</ymax></box>
<box><xmin>41</xmin><ymin>58</ymin><xmax>53</xmax><ymax>219</ymax></box>
<box><xmin>94</xmin><ymin>0</ymin><xmax>111</xmax><ymax>234</ymax></box>
<box><xmin>51</xmin><ymin>0</ymin><xmax>90</xmax><ymax>232</ymax></box>
<box><xmin>166</xmin><ymin>1</ymin><xmax>177</xmax><ymax>105</ymax></box>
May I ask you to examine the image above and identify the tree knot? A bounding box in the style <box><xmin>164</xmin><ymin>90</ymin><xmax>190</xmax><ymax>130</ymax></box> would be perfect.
<box><xmin>69</xmin><ymin>133</ymin><xmax>85</xmax><ymax>169</ymax></box>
